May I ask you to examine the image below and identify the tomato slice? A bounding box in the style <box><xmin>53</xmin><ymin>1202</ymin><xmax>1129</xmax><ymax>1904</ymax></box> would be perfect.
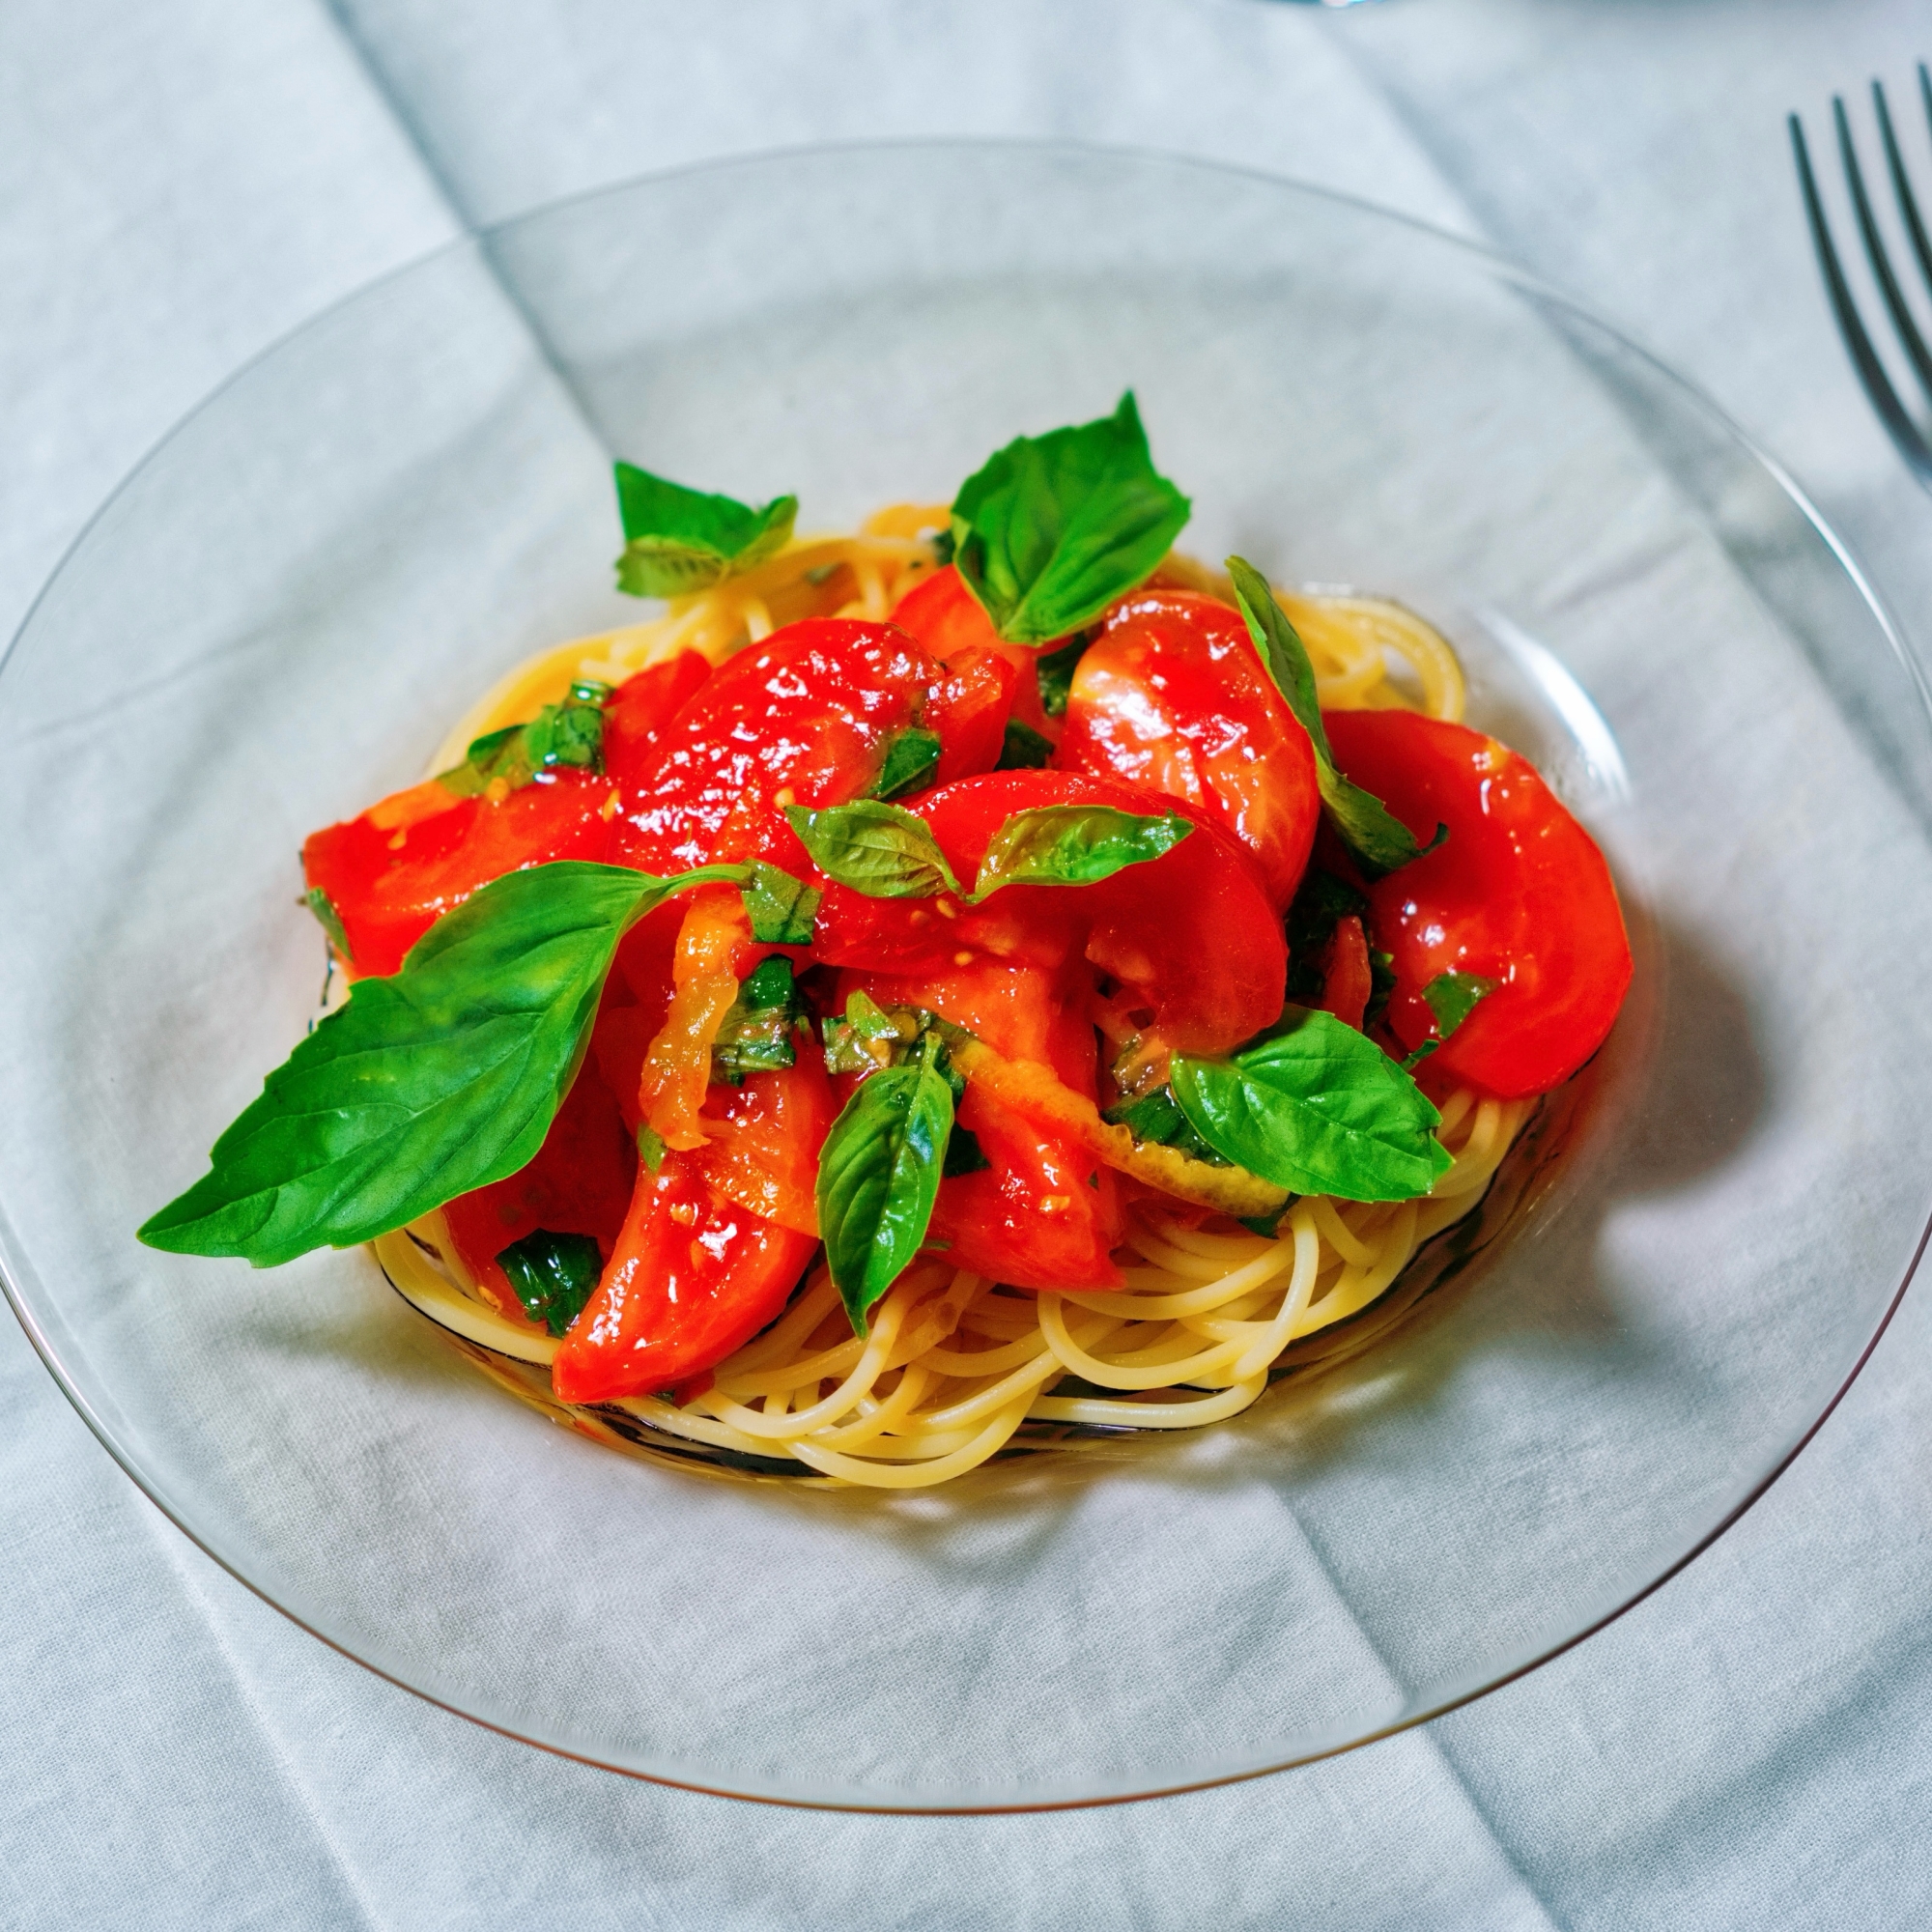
<box><xmin>1312</xmin><ymin>916</ymin><xmax>1373</xmax><ymax>1031</ymax></box>
<box><xmin>811</xmin><ymin>769</ymin><xmax>1285</xmax><ymax>1057</ymax></box>
<box><xmin>550</xmin><ymin>1053</ymin><xmax>834</xmax><ymax>1403</ymax></box>
<box><xmin>609</xmin><ymin>617</ymin><xmax>937</xmax><ymax>874</ymax></box>
<box><xmin>1058</xmin><ymin>590</ymin><xmax>1321</xmax><ymax>909</ymax></box>
<box><xmin>301</xmin><ymin>770</ymin><xmax>616</xmax><ymax>978</ymax></box>
<box><xmin>440</xmin><ymin>1056</ymin><xmax>638</xmax><ymax>1323</ymax></box>
<box><xmin>603</xmin><ymin>650</ymin><xmax>712</xmax><ymax>776</ymax></box>
<box><xmin>892</xmin><ymin>564</ymin><xmax>1057</xmax><ymax>742</ymax></box>
<box><xmin>1324</xmin><ymin>708</ymin><xmax>1633</xmax><ymax>1097</ymax></box>
<box><xmin>837</xmin><ymin>958</ymin><xmax>1122</xmax><ymax>1293</ymax></box>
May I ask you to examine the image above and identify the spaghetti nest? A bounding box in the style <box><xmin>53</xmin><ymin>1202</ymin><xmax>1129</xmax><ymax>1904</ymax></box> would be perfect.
<box><xmin>377</xmin><ymin>508</ymin><xmax>1531</xmax><ymax>1489</ymax></box>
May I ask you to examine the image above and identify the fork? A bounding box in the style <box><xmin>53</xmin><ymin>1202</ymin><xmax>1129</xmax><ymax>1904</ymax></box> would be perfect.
<box><xmin>1790</xmin><ymin>64</ymin><xmax>1932</xmax><ymax>490</ymax></box>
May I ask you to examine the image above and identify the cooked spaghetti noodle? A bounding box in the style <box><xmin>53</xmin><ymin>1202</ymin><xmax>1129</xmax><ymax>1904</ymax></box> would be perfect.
<box><xmin>376</xmin><ymin>510</ymin><xmax>1530</xmax><ymax>1488</ymax></box>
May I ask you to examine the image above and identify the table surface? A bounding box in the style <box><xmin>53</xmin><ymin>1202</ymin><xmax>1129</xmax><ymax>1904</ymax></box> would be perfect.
<box><xmin>6</xmin><ymin>2</ymin><xmax>1932</xmax><ymax>1924</ymax></box>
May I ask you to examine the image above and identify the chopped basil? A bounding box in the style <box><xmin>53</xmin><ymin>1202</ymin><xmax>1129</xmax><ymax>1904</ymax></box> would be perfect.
<box><xmin>302</xmin><ymin>886</ymin><xmax>350</xmax><ymax>956</ymax></box>
<box><xmin>1169</xmin><ymin>1006</ymin><xmax>1453</xmax><ymax>1203</ymax></box>
<box><xmin>711</xmin><ymin>955</ymin><xmax>807</xmax><ymax>1083</ymax></box>
<box><xmin>139</xmin><ymin>860</ymin><xmax>794</xmax><ymax>1265</ymax></box>
<box><xmin>1225</xmin><ymin>557</ymin><xmax>1445</xmax><ymax>879</ymax></box>
<box><xmin>496</xmin><ymin>1228</ymin><xmax>603</xmax><ymax>1337</ymax></box>
<box><xmin>1102</xmin><ymin>1086</ymin><xmax>1230</xmax><ymax>1168</ymax></box>
<box><xmin>636</xmin><ymin>1121</ymin><xmax>667</xmax><ymax>1173</ymax></box>
<box><xmin>1402</xmin><ymin>969</ymin><xmax>1499</xmax><ymax>1071</ymax></box>
<box><xmin>942</xmin><ymin>1124</ymin><xmax>990</xmax><ymax>1178</ymax></box>
<box><xmin>437</xmin><ymin>691</ymin><xmax>607</xmax><ymax>798</ymax></box>
<box><xmin>868</xmin><ymin>727</ymin><xmax>943</xmax><ymax>802</ymax></box>
<box><xmin>995</xmin><ymin>720</ymin><xmax>1054</xmax><ymax>771</ymax></box>
<box><xmin>1033</xmin><ymin>634</ymin><xmax>1093</xmax><ymax>719</ymax></box>
<box><xmin>611</xmin><ymin>462</ymin><xmax>797</xmax><ymax>598</ymax></box>
<box><xmin>1364</xmin><ymin>947</ymin><xmax>1398</xmax><ymax>1033</ymax></box>
<box><xmin>950</xmin><ymin>392</ymin><xmax>1190</xmax><ymax>644</ymax></box>
<box><xmin>815</xmin><ymin>1033</ymin><xmax>956</xmax><ymax>1333</ymax></box>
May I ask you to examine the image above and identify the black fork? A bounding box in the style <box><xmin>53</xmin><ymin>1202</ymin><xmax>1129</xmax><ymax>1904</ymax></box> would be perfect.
<box><xmin>1791</xmin><ymin>63</ymin><xmax>1932</xmax><ymax>491</ymax></box>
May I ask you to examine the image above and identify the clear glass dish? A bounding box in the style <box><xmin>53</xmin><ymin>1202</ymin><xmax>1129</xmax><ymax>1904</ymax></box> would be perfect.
<box><xmin>3</xmin><ymin>143</ymin><xmax>1927</xmax><ymax>1811</ymax></box>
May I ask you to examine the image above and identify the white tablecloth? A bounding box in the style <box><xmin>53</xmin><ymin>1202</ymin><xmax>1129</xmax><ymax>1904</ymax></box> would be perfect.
<box><xmin>6</xmin><ymin>2</ymin><xmax>1932</xmax><ymax>1923</ymax></box>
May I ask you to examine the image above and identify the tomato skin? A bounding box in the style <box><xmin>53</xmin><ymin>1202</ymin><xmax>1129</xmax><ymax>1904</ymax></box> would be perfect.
<box><xmin>301</xmin><ymin>770</ymin><xmax>615</xmax><ymax>978</ymax></box>
<box><xmin>925</xmin><ymin>645</ymin><xmax>1019</xmax><ymax>785</ymax></box>
<box><xmin>1324</xmin><ymin>708</ymin><xmax>1633</xmax><ymax>1098</ymax></box>
<box><xmin>1058</xmin><ymin>590</ymin><xmax>1321</xmax><ymax>910</ymax></box>
<box><xmin>440</xmin><ymin>1056</ymin><xmax>638</xmax><ymax>1323</ymax></box>
<box><xmin>603</xmin><ymin>650</ymin><xmax>712</xmax><ymax>776</ymax></box>
<box><xmin>810</xmin><ymin>769</ymin><xmax>1285</xmax><ymax>1057</ymax></box>
<box><xmin>1313</xmin><ymin>916</ymin><xmax>1373</xmax><ymax>1031</ymax></box>
<box><xmin>610</xmin><ymin>617</ymin><xmax>937</xmax><ymax>874</ymax></box>
<box><xmin>892</xmin><ymin>564</ymin><xmax>1057</xmax><ymax>742</ymax></box>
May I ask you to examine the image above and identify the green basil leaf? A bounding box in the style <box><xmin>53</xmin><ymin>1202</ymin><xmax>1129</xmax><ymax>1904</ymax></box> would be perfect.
<box><xmin>1284</xmin><ymin>868</ymin><xmax>1370</xmax><ymax>1003</ymax></box>
<box><xmin>869</xmin><ymin>726</ymin><xmax>943</xmax><ymax>802</ymax></box>
<box><xmin>496</xmin><ymin>1228</ymin><xmax>604</xmax><ymax>1337</ymax></box>
<box><xmin>995</xmin><ymin>720</ymin><xmax>1054</xmax><ymax>771</ymax></box>
<box><xmin>942</xmin><ymin>1124</ymin><xmax>990</xmax><ymax>1178</ymax></box>
<box><xmin>711</xmin><ymin>955</ymin><xmax>806</xmax><ymax>1083</ymax></box>
<box><xmin>784</xmin><ymin>800</ymin><xmax>962</xmax><ymax>898</ymax></box>
<box><xmin>636</xmin><ymin>1122</ymin><xmax>668</xmax><ymax>1173</ymax></box>
<box><xmin>1236</xmin><ymin>1208</ymin><xmax>1288</xmax><ymax>1239</ymax></box>
<box><xmin>1170</xmin><ymin>1006</ymin><xmax>1453</xmax><ymax>1202</ymax></box>
<box><xmin>139</xmin><ymin>861</ymin><xmax>752</xmax><ymax>1265</ymax></box>
<box><xmin>1225</xmin><ymin>556</ymin><xmax>1444</xmax><ymax>879</ymax></box>
<box><xmin>1033</xmin><ymin>634</ymin><xmax>1092</xmax><ymax>719</ymax></box>
<box><xmin>1364</xmin><ymin>946</ymin><xmax>1398</xmax><ymax>1033</ymax></box>
<box><xmin>971</xmin><ymin>804</ymin><xmax>1190</xmax><ymax>897</ymax></box>
<box><xmin>437</xmin><ymin>695</ymin><xmax>607</xmax><ymax>798</ymax></box>
<box><xmin>1403</xmin><ymin>969</ymin><xmax>1499</xmax><ymax>1070</ymax></box>
<box><xmin>815</xmin><ymin>1035</ymin><xmax>955</xmax><ymax>1333</ymax></box>
<box><xmin>612</xmin><ymin>462</ymin><xmax>798</xmax><ymax>598</ymax></box>
<box><xmin>1101</xmin><ymin>1086</ymin><xmax>1230</xmax><ymax>1167</ymax></box>
<box><xmin>950</xmin><ymin>392</ymin><xmax>1191</xmax><ymax>644</ymax></box>
<box><xmin>302</xmin><ymin>887</ymin><xmax>350</xmax><ymax>956</ymax></box>
<box><xmin>739</xmin><ymin>861</ymin><xmax>820</xmax><ymax>946</ymax></box>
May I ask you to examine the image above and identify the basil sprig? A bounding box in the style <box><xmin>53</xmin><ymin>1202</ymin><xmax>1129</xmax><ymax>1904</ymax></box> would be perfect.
<box><xmin>815</xmin><ymin>1032</ymin><xmax>957</xmax><ymax>1334</ymax></box>
<box><xmin>438</xmin><ymin>681</ymin><xmax>611</xmax><ymax>798</ymax></box>
<box><xmin>785</xmin><ymin>800</ymin><xmax>1187</xmax><ymax>903</ymax></box>
<box><xmin>1170</xmin><ymin>1006</ymin><xmax>1453</xmax><ymax>1203</ymax></box>
<box><xmin>139</xmin><ymin>859</ymin><xmax>815</xmax><ymax>1266</ymax></box>
<box><xmin>951</xmin><ymin>393</ymin><xmax>1191</xmax><ymax>644</ymax></box>
<box><xmin>497</xmin><ymin>1228</ymin><xmax>603</xmax><ymax>1337</ymax></box>
<box><xmin>1402</xmin><ymin>969</ymin><xmax>1499</xmax><ymax>1071</ymax></box>
<box><xmin>612</xmin><ymin>462</ymin><xmax>797</xmax><ymax>598</ymax></box>
<box><xmin>1225</xmin><ymin>557</ymin><xmax>1444</xmax><ymax>879</ymax></box>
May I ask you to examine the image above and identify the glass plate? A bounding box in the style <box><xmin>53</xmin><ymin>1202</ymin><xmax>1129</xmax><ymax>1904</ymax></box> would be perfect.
<box><xmin>3</xmin><ymin>143</ymin><xmax>1927</xmax><ymax>1811</ymax></box>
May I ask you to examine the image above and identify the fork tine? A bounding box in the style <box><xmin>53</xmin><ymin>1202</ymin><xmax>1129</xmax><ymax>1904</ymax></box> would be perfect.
<box><xmin>1875</xmin><ymin>77</ymin><xmax>1932</xmax><ymax>303</ymax></box>
<box><xmin>1834</xmin><ymin>94</ymin><xmax>1932</xmax><ymax>405</ymax></box>
<box><xmin>1790</xmin><ymin>112</ymin><xmax>1932</xmax><ymax>483</ymax></box>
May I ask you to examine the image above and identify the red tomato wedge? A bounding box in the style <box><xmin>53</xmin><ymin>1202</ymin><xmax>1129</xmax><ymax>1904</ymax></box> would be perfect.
<box><xmin>609</xmin><ymin>617</ymin><xmax>937</xmax><ymax>874</ymax></box>
<box><xmin>1058</xmin><ymin>590</ymin><xmax>1321</xmax><ymax>909</ymax></box>
<box><xmin>301</xmin><ymin>770</ymin><xmax>615</xmax><ymax>978</ymax></box>
<box><xmin>551</xmin><ymin>1054</ymin><xmax>834</xmax><ymax>1402</ymax></box>
<box><xmin>1324</xmin><ymin>708</ymin><xmax>1633</xmax><ymax>1098</ymax></box>
<box><xmin>440</xmin><ymin>1057</ymin><xmax>638</xmax><ymax>1324</ymax></box>
<box><xmin>603</xmin><ymin>649</ymin><xmax>712</xmax><ymax>776</ymax></box>
<box><xmin>838</xmin><ymin>958</ymin><xmax>1122</xmax><ymax>1293</ymax></box>
<box><xmin>892</xmin><ymin>564</ymin><xmax>1058</xmax><ymax>742</ymax></box>
<box><xmin>811</xmin><ymin>769</ymin><xmax>1286</xmax><ymax>1058</ymax></box>
<box><xmin>1312</xmin><ymin>915</ymin><xmax>1373</xmax><ymax>1032</ymax></box>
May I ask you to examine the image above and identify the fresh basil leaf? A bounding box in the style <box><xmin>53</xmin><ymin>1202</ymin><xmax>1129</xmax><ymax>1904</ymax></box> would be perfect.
<box><xmin>1403</xmin><ymin>969</ymin><xmax>1499</xmax><ymax>1070</ymax></box>
<box><xmin>815</xmin><ymin>1035</ymin><xmax>955</xmax><ymax>1333</ymax></box>
<box><xmin>1170</xmin><ymin>1006</ymin><xmax>1453</xmax><ymax>1203</ymax></box>
<box><xmin>950</xmin><ymin>392</ymin><xmax>1191</xmax><ymax>644</ymax></box>
<box><xmin>930</xmin><ymin>526</ymin><xmax>955</xmax><ymax>568</ymax></box>
<box><xmin>821</xmin><ymin>991</ymin><xmax>919</xmax><ymax>1077</ymax></box>
<box><xmin>971</xmin><ymin>804</ymin><xmax>1190</xmax><ymax>898</ymax></box>
<box><xmin>437</xmin><ymin>694</ymin><xmax>606</xmax><ymax>798</ymax></box>
<box><xmin>869</xmin><ymin>727</ymin><xmax>943</xmax><ymax>802</ymax></box>
<box><xmin>636</xmin><ymin>1122</ymin><xmax>667</xmax><ymax>1173</ymax></box>
<box><xmin>139</xmin><ymin>861</ymin><xmax>752</xmax><ymax>1265</ymax></box>
<box><xmin>1225</xmin><ymin>556</ymin><xmax>1444</xmax><ymax>879</ymax></box>
<box><xmin>942</xmin><ymin>1124</ymin><xmax>990</xmax><ymax>1178</ymax></box>
<box><xmin>497</xmin><ymin>1228</ymin><xmax>603</xmax><ymax>1337</ymax></box>
<box><xmin>995</xmin><ymin>720</ymin><xmax>1054</xmax><ymax>771</ymax></box>
<box><xmin>1102</xmin><ymin>1086</ymin><xmax>1230</xmax><ymax>1168</ymax></box>
<box><xmin>303</xmin><ymin>886</ymin><xmax>350</xmax><ymax>956</ymax></box>
<box><xmin>1285</xmin><ymin>869</ymin><xmax>1369</xmax><ymax>1003</ymax></box>
<box><xmin>784</xmin><ymin>800</ymin><xmax>962</xmax><ymax>898</ymax></box>
<box><xmin>1033</xmin><ymin>633</ymin><xmax>1092</xmax><ymax>719</ymax></box>
<box><xmin>739</xmin><ymin>861</ymin><xmax>820</xmax><ymax>946</ymax></box>
<box><xmin>612</xmin><ymin>462</ymin><xmax>797</xmax><ymax>598</ymax></box>
<box><xmin>711</xmin><ymin>955</ymin><xmax>806</xmax><ymax>1082</ymax></box>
